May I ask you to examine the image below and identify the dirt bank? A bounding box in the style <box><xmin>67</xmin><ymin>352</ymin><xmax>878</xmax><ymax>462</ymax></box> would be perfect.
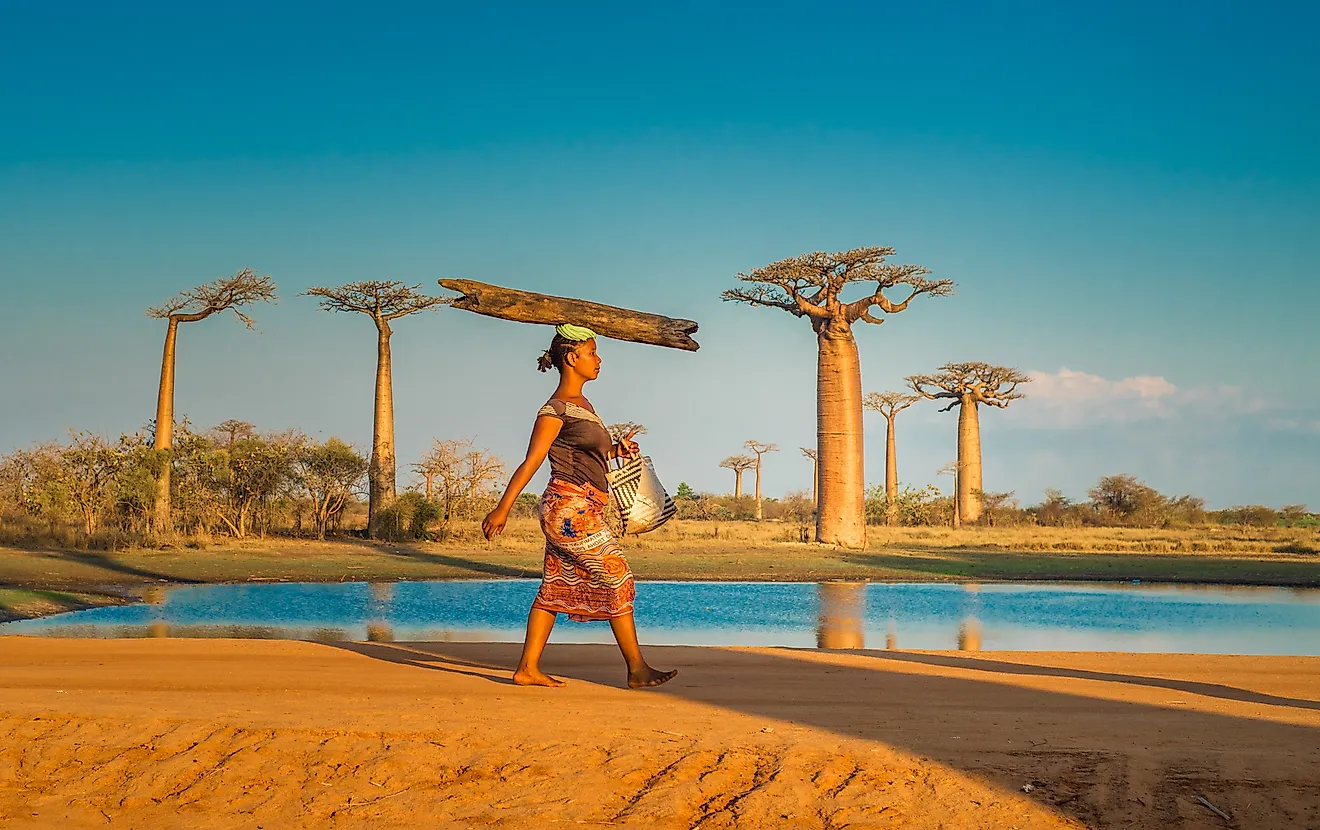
<box><xmin>1</xmin><ymin>639</ymin><xmax>1317</xmax><ymax>828</ymax></box>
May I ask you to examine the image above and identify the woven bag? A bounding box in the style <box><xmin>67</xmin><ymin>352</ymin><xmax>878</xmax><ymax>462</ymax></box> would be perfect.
<box><xmin>606</xmin><ymin>455</ymin><xmax>677</xmax><ymax>535</ymax></box>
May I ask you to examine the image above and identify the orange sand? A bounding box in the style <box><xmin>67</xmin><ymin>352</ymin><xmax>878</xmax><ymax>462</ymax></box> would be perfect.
<box><xmin>1</xmin><ymin>638</ymin><xmax>1318</xmax><ymax>828</ymax></box>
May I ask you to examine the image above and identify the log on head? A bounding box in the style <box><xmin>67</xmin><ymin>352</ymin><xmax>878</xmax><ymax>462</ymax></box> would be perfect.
<box><xmin>438</xmin><ymin>279</ymin><xmax>699</xmax><ymax>351</ymax></box>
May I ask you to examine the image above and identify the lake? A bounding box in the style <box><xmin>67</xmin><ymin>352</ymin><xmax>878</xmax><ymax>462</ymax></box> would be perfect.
<box><xmin>5</xmin><ymin>580</ymin><xmax>1320</xmax><ymax>654</ymax></box>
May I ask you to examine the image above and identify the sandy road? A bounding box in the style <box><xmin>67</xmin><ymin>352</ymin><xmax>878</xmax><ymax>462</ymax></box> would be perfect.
<box><xmin>1</xmin><ymin>638</ymin><xmax>1318</xmax><ymax>828</ymax></box>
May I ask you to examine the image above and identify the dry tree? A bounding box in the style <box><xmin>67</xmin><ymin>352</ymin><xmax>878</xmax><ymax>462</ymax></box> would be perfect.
<box><xmin>719</xmin><ymin>455</ymin><xmax>757</xmax><ymax>499</ymax></box>
<box><xmin>908</xmin><ymin>362</ymin><xmax>1030</xmax><ymax>523</ymax></box>
<box><xmin>800</xmin><ymin>446</ymin><xmax>818</xmax><ymax>507</ymax></box>
<box><xmin>724</xmin><ymin>247</ymin><xmax>952</xmax><ymax>548</ymax></box>
<box><xmin>412</xmin><ymin>437</ymin><xmax>504</xmax><ymax>522</ymax></box>
<box><xmin>146</xmin><ymin>268</ymin><xmax>277</xmax><ymax>532</ymax></box>
<box><xmin>743</xmin><ymin>440</ymin><xmax>779</xmax><ymax>521</ymax></box>
<box><xmin>304</xmin><ymin>281</ymin><xmax>451</xmax><ymax>537</ymax></box>
<box><xmin>863</xmin><ymin>391</ymin><xmax>920</xmax><ymax>526</ymax></box>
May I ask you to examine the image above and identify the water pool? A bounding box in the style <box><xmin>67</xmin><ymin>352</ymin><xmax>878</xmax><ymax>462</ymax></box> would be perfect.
<box><xmin>6</xmin><ymin>580</ymin><xmax>1320</xmax><ymax>654</ymax></box>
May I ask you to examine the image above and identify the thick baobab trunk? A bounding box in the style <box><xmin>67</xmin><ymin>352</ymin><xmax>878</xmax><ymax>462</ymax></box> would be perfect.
<box><xmin>368</xmin><ymin>323</ymin><xmax>397</xmax><ymax>537</ymax></box>
<box><xmin>816</xmin><ymin>325</ymin><xmax>866</xmax><ymax>549</ymax></box>
<box><xmin>733</xmin><ymin>469</ymin><xmax>744</xmax><ymax>499</ymax></box>
<box><xmin>754</xmin><ymin>461</ymin><xmax>764</xmax><ymax>521</ymax></box>
<box><xmin>957</xmin><ymin>396</ymin><xmax>983</xmax><ymax>523</ymax></box>
<box><xmin>884</xmin><ymin>415</ymin><xmax>899</xmax><ymax>526</ymax></box>
<box><xmin>152</xmin><ymin>318</ymin><xmax>179</xmax><ymax>533</ymax></box>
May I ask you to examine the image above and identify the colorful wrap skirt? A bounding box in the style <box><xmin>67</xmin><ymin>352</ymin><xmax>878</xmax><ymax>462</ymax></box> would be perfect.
<box><xmin>532</xmin><ymin>478</ymin><xmax>636</xmax><ymax>622</ymax></box>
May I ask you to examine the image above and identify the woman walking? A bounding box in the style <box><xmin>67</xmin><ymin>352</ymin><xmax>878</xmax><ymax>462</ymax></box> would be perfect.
<box><xmin>482</xmin><ymin>324</ymin><xmax>678</xmax><ymax>690</ymax></box>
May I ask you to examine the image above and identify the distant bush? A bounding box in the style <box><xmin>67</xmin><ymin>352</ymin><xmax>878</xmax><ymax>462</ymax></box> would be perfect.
<box><xmin>1212</xmin><ymin>505</ymin><xmax>1279</xmax><ymax>527</ymax></box>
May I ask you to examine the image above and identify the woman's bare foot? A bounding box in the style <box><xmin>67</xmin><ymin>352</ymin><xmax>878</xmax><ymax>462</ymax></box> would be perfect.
<box><xmin>627</xmin><ymin>666</ymin><xmax>678</xmax><ymax>689</ymax></box>
<box><xmin>513</xmin><ymin>668</ymin><xmax>567</xmax><ymax>687</ymax></box>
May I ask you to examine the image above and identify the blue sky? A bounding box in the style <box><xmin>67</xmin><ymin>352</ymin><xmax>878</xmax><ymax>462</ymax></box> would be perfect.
<box><xmin>2</xmin><ymin>1</ymin><xmax>1317</xmax><ymax>508</ymax></box>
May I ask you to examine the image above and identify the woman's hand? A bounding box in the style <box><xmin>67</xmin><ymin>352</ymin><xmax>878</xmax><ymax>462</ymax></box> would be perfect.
<box><xmin>482</xmin><ymin>508</ymin><xmax>508</xmax><ymax>540</ymax></box>
<box><xmin>615</xmin><ymin>428</ymin><xmax>640</xmax><ymax>461</ymax></box>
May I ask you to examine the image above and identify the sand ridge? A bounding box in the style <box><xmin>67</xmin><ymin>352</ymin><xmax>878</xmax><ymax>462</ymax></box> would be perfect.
<box><xmin>1</xmin><ymin>637</ymin><xmax>1318</xmax><ymax>828</ymax></box>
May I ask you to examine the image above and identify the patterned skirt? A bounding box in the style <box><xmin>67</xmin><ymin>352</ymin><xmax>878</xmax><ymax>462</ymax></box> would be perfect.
<box><xmin>532</xmin><ymin>478</ymin><xmax>636</xmax><ymax>622</ymax></box>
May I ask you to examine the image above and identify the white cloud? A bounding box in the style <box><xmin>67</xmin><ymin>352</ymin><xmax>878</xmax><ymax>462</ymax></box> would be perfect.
<box><xmin>1266</xmin><ymin>417</ymin><xmax>1320</xmax><ymax>434</ymax></box>
<box><xmin>1011</xmin><ymin>367</ymin><xmax>1257</xmax><ymax>428</ymax></box>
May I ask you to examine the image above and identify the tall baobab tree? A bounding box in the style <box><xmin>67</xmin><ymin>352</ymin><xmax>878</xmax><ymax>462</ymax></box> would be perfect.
<box><xmin>719</xmin><ymin>455</ymin><xmax>756</xmax><ymax>498</ymax></box>
<box><xmin>863</xmin><ymin>391</ymin><xmax>919</xmax><ymax>526</ymax></box>
<box><xmin>744</xmin><ymin>440</ymin><xmax>778</xmax><ymax>521</ymax></box>
<box><xmin>304</xmin><ymin>281</ymin><xmax>450</xmax><ymax>537</ymax></box>
<box><xmin>800</xmin><ymin>447</ymin><xmax>818</xmax><ymax>508</ymax></box>
<box><xmin>724</xmin><ymin>248</ymin><xmax>952</xmax><ymax>548</ymax></box>
<box><xmin>908</xmin><ymin>362</ymin><xmax>1030</xmax><ymax>524</ymax></box>
<box><xmin>147</xmin><ymin>268</ymin><xmax>277</xmax><ymax>532</ymax></box>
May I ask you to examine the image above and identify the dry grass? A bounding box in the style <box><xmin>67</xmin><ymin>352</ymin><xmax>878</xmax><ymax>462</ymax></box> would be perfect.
<box><xmin>470</xmin><ymin>517</ymin><xmax>1320</xmax><ymax>556</ymax></box>
<box><xmin>864</xmin><ymin>523</ymin><xmax>1320</xmax><ymax>555</ymax></box>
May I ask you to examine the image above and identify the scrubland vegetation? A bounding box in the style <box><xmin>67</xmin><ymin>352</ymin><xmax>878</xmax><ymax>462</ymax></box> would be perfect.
<box><xmin>1</xmin><ymin>424</ymin><xmax>1314</xmax><ymax>557</ymax></box>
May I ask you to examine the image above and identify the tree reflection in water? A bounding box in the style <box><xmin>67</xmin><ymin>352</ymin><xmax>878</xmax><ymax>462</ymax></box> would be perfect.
<box><xmin>957</xmin><ymin>617</ymin><xmax>982</xmax><ymax>651</ymax></box>
<box><xmin>816</xmin><ymin>582</ymin><xmax>865</xmax><ymax>649</ymax></box>
<box><xmin>367</xmin><ymin>582</ymin><xmax>395</xmax><ymax>642</ymax></box>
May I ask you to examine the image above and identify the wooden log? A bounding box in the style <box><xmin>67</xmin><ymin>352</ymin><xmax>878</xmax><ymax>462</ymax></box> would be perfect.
<box><xmin>438</xmin><ymin>279</ymin><xmax>700</xmax><ymax>351</ymax></box>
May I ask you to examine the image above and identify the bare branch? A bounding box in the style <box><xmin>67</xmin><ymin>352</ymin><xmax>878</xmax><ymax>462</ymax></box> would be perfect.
<box><xmin>147</xmin><ymin>268</ymin><xmax>277</xmax><ymax>328</ymax></box>
<box><xmin>744</xmin><ymin>440</ymin><xmax>779</xmax><ymax>457</ymax></box>
<box><xmin>304</xmin><ymin>281</ymin><xmax>450</xmax><ymax>323</ymax></box>
<box><xmin>846</xmin><ymin>265</ymin><xmax>956</xmax><ymax>325</ymax></box>
<box><xmin>720</xmin><ymin>286</ymin><xmax>811</xmax><ymax>317</ymax></box>
<box><xmin>799</xmin><ymin>447</ymin><xmax>817</xmax><ymax>461</ymax></box>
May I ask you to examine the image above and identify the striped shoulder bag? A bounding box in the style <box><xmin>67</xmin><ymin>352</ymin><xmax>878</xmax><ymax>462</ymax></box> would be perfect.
<box><xmin>606</xmin><ymin>455</ymin><xmax>678</xmax><ymax>535</ymax></box>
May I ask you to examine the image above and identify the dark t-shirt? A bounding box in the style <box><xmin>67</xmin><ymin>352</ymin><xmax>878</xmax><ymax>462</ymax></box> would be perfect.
<box><xmin>537</xmin><ymin>398</ymin><xmax>613</xmax><ymax>492</ymax></box>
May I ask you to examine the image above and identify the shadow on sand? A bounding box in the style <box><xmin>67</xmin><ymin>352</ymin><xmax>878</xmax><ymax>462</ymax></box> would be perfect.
<box><xmin>342</xmin><ymin>638</ymin><xmax>1320</xmax><ymax>827</ymax></box>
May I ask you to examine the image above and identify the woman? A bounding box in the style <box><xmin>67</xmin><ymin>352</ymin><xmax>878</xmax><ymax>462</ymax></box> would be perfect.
<box><xmin>482</xmin><ymin>324</ymin><xmax>678</xmax><ymax>690</ymax></box>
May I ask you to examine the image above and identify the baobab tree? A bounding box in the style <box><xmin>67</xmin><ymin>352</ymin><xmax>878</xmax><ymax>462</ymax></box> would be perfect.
<box><xmin>800</xmin><ymin>447</ymin><xmax>818</xmax><ymax>508</ymax></box>
<box><xmin>304</xmin><ymin>281</ymin><xmax>450</xmax><ymax>537</ymax></box>
<box><xmin>908</xmin><ymin>362</ymin><xmax>1030</xmax><ymax>524</ymax></box>
<box><xmin>744</xmin><ymin>440</ymin><xmax>778</xmax><ymax>521</ymax></box>
<box><xmin>724</xmin><ymin>248</ymin><xmax>952</xmax><ymax>548</ymax></box>
<box><xmin>212</xmin><ymin>419</ymin><xmax>256</xmax><ymax>447</ymax></box>
<box><xmin>719</xmin><ymin>455</ymin><xmax>756</xmax><ymax>498</ymax></box>
<box><xmin>147</xmin><ymin>268</ymin><xmax>277</xmax><ymax>532</ymax></box>
<box><xmin>863</xmin><ymin>391</ymin><xmax>919</xmax><ymax>526</ymax></box>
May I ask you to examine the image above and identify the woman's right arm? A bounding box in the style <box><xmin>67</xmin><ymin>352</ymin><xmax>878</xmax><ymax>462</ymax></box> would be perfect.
<box><xmin>482</xmin><ymin>415</ymin><xmax>563</xmax><ymax>540</ymax></box>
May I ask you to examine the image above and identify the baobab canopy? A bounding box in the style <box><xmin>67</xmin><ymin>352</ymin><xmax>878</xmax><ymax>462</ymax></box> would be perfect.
<box><xmin>438</xmin><ymin>279</ymin><xmax>700</xmax><ymax>351</ymax></box>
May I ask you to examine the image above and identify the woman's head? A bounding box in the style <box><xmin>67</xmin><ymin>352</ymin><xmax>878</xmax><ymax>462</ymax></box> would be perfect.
<box><xmin>537</xmin><ymin>326</ymin><xmax>601</xmax><ymax>379</ymax></box>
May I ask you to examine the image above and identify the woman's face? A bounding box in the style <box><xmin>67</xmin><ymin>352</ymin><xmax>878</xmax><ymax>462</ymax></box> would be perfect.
<box><xmin>567</xmin><ymin>339</ymin><xmax>601</xmax><ymax>381</ymax></box>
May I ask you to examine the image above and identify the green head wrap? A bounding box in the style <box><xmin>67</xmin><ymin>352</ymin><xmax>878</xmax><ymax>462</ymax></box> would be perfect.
<box><xmin>555</xmin><ymin>323</ymin><xmax>597</xmax><ymax>341</ymax></box>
